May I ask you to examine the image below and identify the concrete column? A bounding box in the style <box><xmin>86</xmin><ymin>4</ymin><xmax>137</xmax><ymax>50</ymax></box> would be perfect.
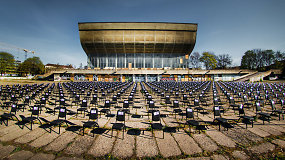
<box><xmin>133</xmin><ymin>74</ymin><xmax>135</xmax><ymax>82</ymax></box>
<box><xmin>87</xmin><ymin>56</ymin><xmax>91</xmax><ymax>68</ymax></box>
<box><xmin>157</xmin><ymin>74</ymin><xmax>160</xmax><ymax>82</ymax></box>
<box><xmin>145</xmin><ymin>74</ymin><xmax>147</xmax><ymax>82</ymax></box>
<box><xmin>120</xmin><ymin>74</ymin><xmax>123</xmax><ymax>82</ymax></box>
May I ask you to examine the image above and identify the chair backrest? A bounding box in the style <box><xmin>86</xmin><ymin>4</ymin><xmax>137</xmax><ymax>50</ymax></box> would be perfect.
<box><xmin>165</xmin><ymin>95</ymin><xmax>170</xmax><ymax>102</ymax></box>
<box><xmin>11</xmin><ymin>95</ymin><xmax>16</xmax><ymax>101</ymax></box>
<box><xmin>123</xmin><ymin>100</ymin><xmax>129</xmax><ymax>108</ymax></box>
<box><xmin>214</xmin><ymin>98</ymin><xmax>219</xmax><ymax>106</ymax></box>
<box><xmin>92</xmin><ymin>94</ymin><xmax>98</xmax><ymax>100</ymax></box>
<box><xmin>60</xmin><ymin>98</ymin><xmax>65</xmax><ymax>106</ymax></box>
<box><xmin>112</xmin><ymin>95</ymin><xmax>117</xmax><ymax>101</ymax></box>
<box><xmin>11</xmin><ymin>104</ymin><xmax>17</xmax><ymax>114</ymax></box>
<box><xmin>194</xmin><ymin>99</ymin><xmax>199</xmax><ymax>106</ymax></box>
<box><xmin>243</xmin><ymin>95</ymin><xmax>248</xmax><ymax>102</ymax></box>
<box><xmin>128</xmin><ymin>96</ymin><xmax>133</xmax><ymax>101</ymax></box>
<box><xmin>183</xmin><ymin>94</ymin><xmax>187</xmax><ymax>100</ymax></box>
<box><xmin>24</xmin><ymin>96</ymin><xmax>30</xmax><ymax>104</ymax></box>
<box><xmin>238</xmin><ymin>104</ymin><xmax>245</xmax><ymax>115</ymax></box>
<box><xmin>229</xmin><ymin>97</ymin><xmax>234</xmax><ymax>104</ymax></box>
<box><xmin>105</xmin><ymin>100</ymin><xmax>110</xmax><ymax>108</ymax></box>
<box><xmin>186</xmin><ymin>107</ymin><xmax>194</xmax><ymax>118</ymax></box>
<box><xmin>81</xmin><ymin>99</ymin><xmax>87</xmax><ymax>107</ymax></box>
<box><xmin>32</xmin><ymin>106</ymin><xmax>40</xmax><ymax>116</ymax></box>
<box><xmin>147</xmin><ymin>95</ymin><xmax>152</xmax><ymax>101</ymax></box>
<box><xmin>89</xmin><ymin>108</ymin><xmax>98</xmax><ymax>120</ymax></box>
<box><xmin>152</xmin><ymin>110</ymin><xmax>160</xmax><ymax>121</ymax></box>
<box><xmin>41</xmin><ymin>97</ymin><xmax>46</xmax><ymax>104</ymax></box>
<box><xmin>213</xmin><ymin>106</ymin><xmax>220</xmax><ymax>117</ymax></box>
<box><xmin>149</xmin><ymin>100</ymin><xmax>155</xmax><ymax>108</ymax></box>
<box><xmin>116</xmin><ymin>110</ymin><xmax>125</xmax><ymax>122</ymax></box>
<box><xmin>58</xmin><ymin>107</ymin><xmax>67</xmax><ymax>119</ymax></box>
<box><xmin>75</xmin><ymin>95</ymin><xmax>80</xmax><ymax>100</ymax></box>
<box><xmin>255</xmin><ymin>102</ymin><xmax>262</xmax><ymax>112</ymax></box>
<box><xmin>271</xmin><ymin>100</ymin><xmax>276</xmax><ymax>110</ymax></box>
<box><xmin>173</xmin><ymin>100</ymin><xmax>179</xmax><ymax>108</ymax></box>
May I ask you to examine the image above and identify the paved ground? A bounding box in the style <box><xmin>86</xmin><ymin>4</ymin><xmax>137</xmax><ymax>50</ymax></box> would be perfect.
<box><xmin>0</xmin><ymin>81</ymin><xmax>285</xmax><ymax>159</ymax></box>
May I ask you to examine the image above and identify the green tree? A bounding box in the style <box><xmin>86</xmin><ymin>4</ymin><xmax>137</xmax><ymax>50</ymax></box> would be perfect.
<box><xmin>18</xmin><ymin>57</ymin><xmax>45</xmax><ymax>75</ymax></box>
<box><xmin>241</xmin><ymin>50</ymin><xmax>257</xmax><ymax>69</ymax></box>
<box><xmin>199</xmin><ymin>52</ymin><xmax>217</xmax><ymax>69</ymax></box>
<box><xmin>0</xmin><ymin>52</ymin><xmax>15</xmax><ymax>75</ymax></box>
<box><xmin>216</xmin><ymin>54</ymin><xmax>232</xmax><ymax>69</ymax></box>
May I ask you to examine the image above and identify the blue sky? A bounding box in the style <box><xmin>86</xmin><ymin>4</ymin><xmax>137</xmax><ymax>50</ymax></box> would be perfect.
<box><xmin>0</xmin><ymin>0</ymin><xmax>284</xmax><ymax>67</ymax></box>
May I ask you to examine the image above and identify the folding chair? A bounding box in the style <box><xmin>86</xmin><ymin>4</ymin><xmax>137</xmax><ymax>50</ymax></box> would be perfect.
<box><xmin>112</xmin><ymin>110</ymin><xmax>126</xmax><ymax>139</ymax></box>
<box><xmin>238</xmin><ymin>104</ymin><xmax>254</xmax><ymax>128</ymax></box>
<box><xmin>82</xmin><ymin>108</ymin><xmax>99</xmax><ymax>136</ymax></box>
<box><xmin>20</xmin><ymin>105</ymin><xmax>41</xmax><ymax>130</ymax></box>
<box><xmin>151</xmin><ymin>110</ymin><xmax>164</xmax><ymax>138</ymax></box>
<box><xmin>255</xmin><ymin>102</ymin><xmax>271</xmax><ymax>124</ymax></box>
<box><xmin>0</xmin><ymin>104</ymin><xmax>19</xmax><ymax>126</ymax></box>
<box><xmin>270</xmin><ymin>100</ymin><xmax>284</xmax><ymax>120</ymax></box>
<box><xmin>50</xmin><ymin>107</ymin><xmax>68</xmax><ymax>134</ymax></box>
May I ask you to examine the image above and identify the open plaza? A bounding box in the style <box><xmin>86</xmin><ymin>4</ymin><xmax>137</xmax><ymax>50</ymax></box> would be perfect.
<box><xmin>0</xmin><ymin>79</ymin><xmax>285</xmax><ymax>159</ymax></box>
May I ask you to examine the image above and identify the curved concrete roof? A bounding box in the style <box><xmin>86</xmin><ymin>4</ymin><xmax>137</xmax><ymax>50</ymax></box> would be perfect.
<box><xmin>78</xmin><ymin>22</ymin><xmax>197</xmax><ymax>55</ymax></box>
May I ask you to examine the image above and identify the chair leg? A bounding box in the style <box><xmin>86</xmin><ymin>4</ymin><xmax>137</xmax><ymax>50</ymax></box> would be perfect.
<box><xmin>93</xmin><ymin>127</ymin><xmax>95</xmax><ymax>137</ymax></box>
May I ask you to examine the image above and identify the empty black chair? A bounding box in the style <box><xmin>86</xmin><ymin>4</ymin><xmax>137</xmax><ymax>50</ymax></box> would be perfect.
<box><xmin>50</xmin><ymin>107</ymin><xmax>67</xmax><ymax>134</ymax></box>
<box><xmin>255</xmin><ymin>102</ymin><xmax>271</xmax><ymax>124</ymax></box>
<box><xmin>213</xmin><ymin>98</ymin><xmax>225</xmax><ymax>114</ymax></box>
<box><xmin>164</xmin><ymin>95</ymin><xmax>171</xmax><ymax>108</ymax></box>
<box><xmin>20</xmin><ymin>106</ymin><xmax>41</xmax><ymax>130</ymax></box>
<box><xmin>185</xmin><ymin>107</ymin><xmax>194</xmax><ymax>120</ymax></box>
<box><xmin>99</xmin><ymin>100</ymin><xmax>111</xmax><ymax>117</ymax></box>
<box><xmin>184</xmin><ymin>107</ymin><xmax>207</xmax><ymax>133</ymax></box>
<box><xmin>182</xmin><ymin>94</ymin><xmax>190</xmax><ymax>106</ymax></box>
<box><xmin>213</xmin><ymin>106</ymin><xmax>234</xmax><ymax>131</ymax></box>
<box><xmin>82</xmin><ymin>108</ymin><xmax>99</xmax><ymax>136</ymax></box>
<box><xmin>229</xmin><ymin>97</ymin><xmax>239</xmax><ymax>112</ymax></box>
<box><xmin>193</xmin><ymin>99</ymin><xmax>205</xmax><ymax>117</ymax></box>
<box><xmin>90</xmin><ymin>94</ymin><xmax>98</xmax><ymax>106</ymax></box>
<box><xmin>122</xmin><ymin>100</ymin><xmax>130</xmax><ymax>115</ymax></box>
<box><xmin>270</xmin><ymin>100</ymin><xmax>284</xmax><ymax>120</ymax></box>
<box><xmin>171</xmin><ymin>100</ymin><xmax>182</xmax><ymax>118</ymax></box>
<box><xmin>151</xmin><ymin>110</ymin><xmax>164</xmax><ymax>138</ymax></box>
<box><xmin>243</xmin><ymin>95</ymin><xmax>253</xmax><ymax>109</ymax></box>
<box><xmin>111</xmin><ymin>95</ymin><xmax>119</xmax><ymax>108</ymax></box>
<box><xmin>238</xmin><ymin>104</ymin><xmax>254</xmax><ymax>128</ymax></box>
<box><xmin>0</xmin><ymin>104</ymin><xmax>19</xmax><ymax>126</ymax></box>
<box><xmin>17</xmin><ymin>96</ymin><xmax>30</xmax><ymax>111</ymax></box>
<box><xmin>77</xmin><ymin>99</ymin><xmax>88</xmax><ymax>117</ymax></box>
<box><xmin>71</xmin><ymin>95</ymin><xmax>80</xmax><ymax>107</ymax></box>
<box><xmin>112</xmin><ymin>110</ymin><xmax>126</xmax><ymax>139</ymax></box>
